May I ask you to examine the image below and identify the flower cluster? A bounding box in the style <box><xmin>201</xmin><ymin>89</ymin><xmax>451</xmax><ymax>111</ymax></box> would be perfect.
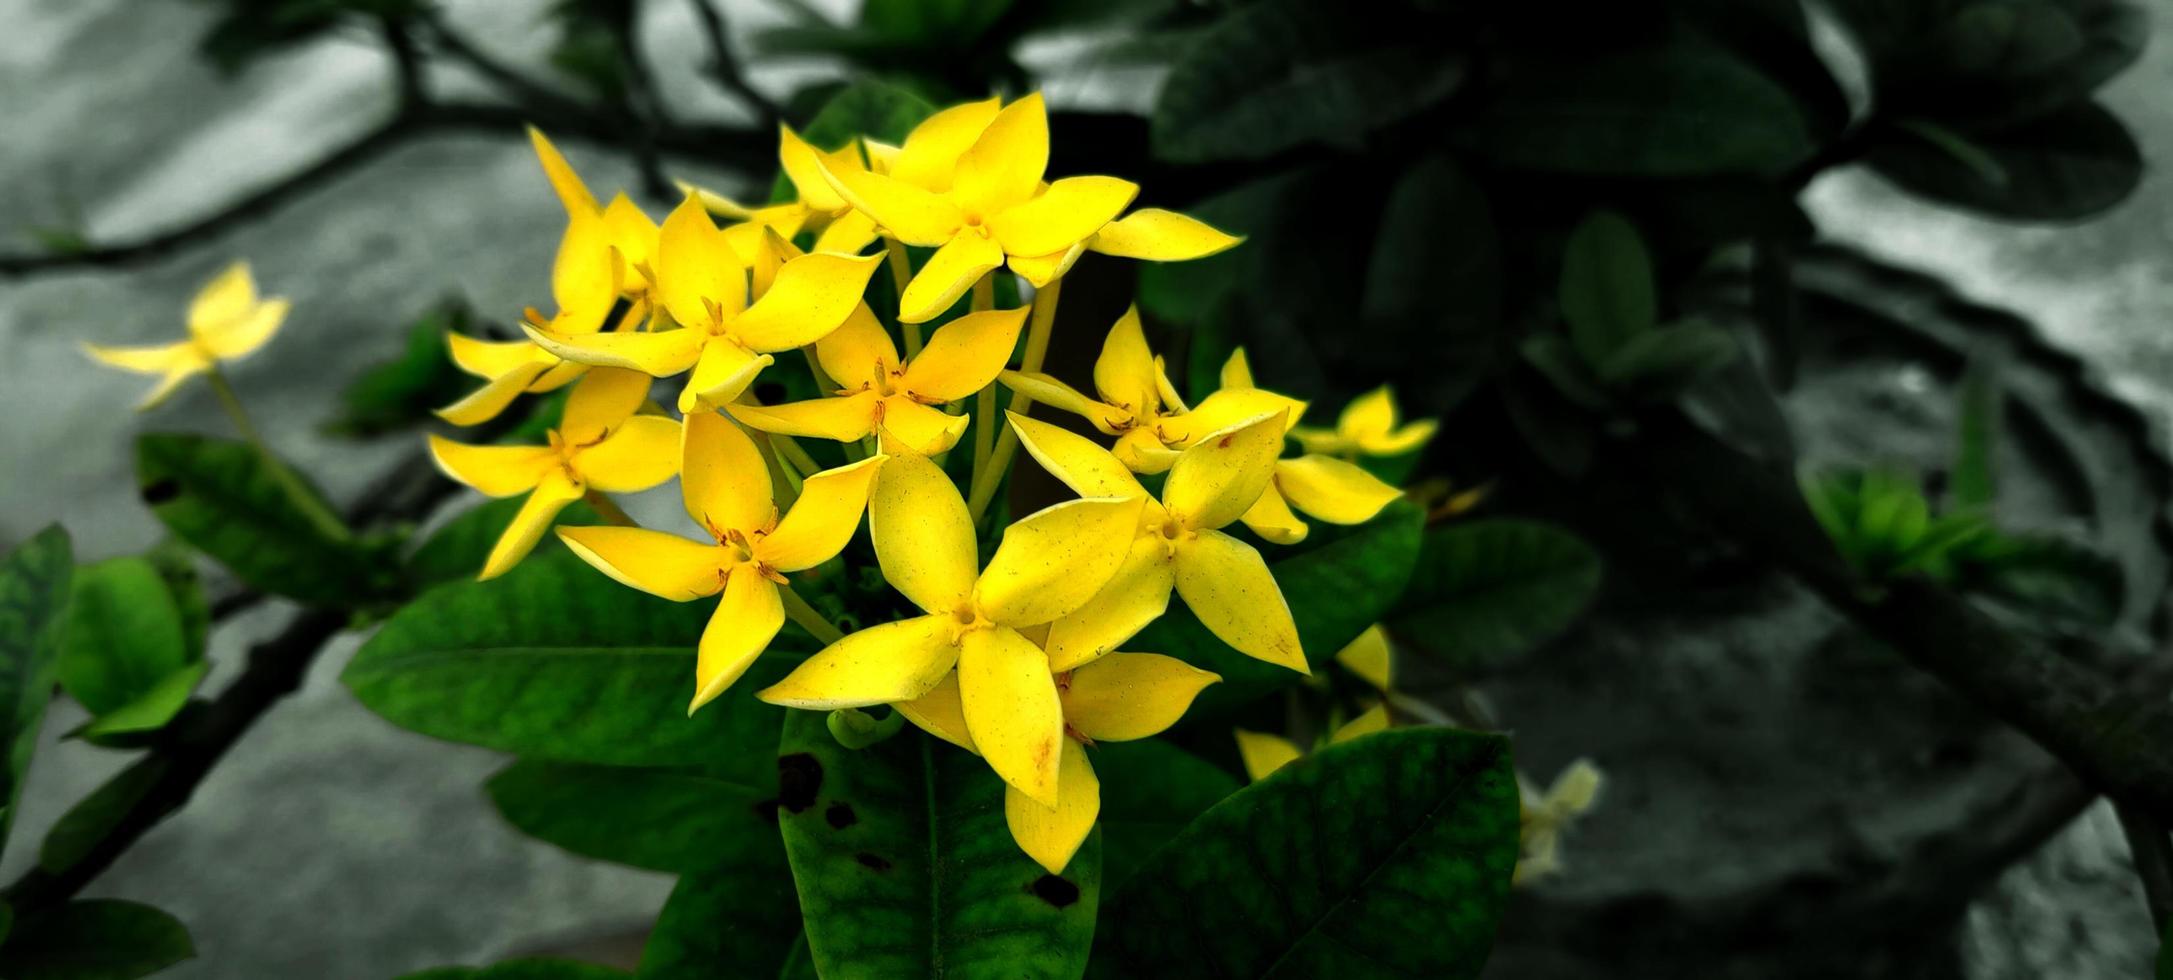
<box><xmin>423</xmin><ymin>93</ymin><xmax>1422</xmax><ymax>872</ymax></box>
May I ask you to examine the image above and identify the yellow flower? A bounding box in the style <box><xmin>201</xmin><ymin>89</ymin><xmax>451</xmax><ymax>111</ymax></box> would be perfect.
<box><xmin>1006</xmin><ymin>410</ymin><xmax>1308</xmax><ymax>675</ymax></box>
<box><xmin>1516</xmin><ymin>759</ymin><xmax>1604</xmax><ymax>884</ymax></box>
<box><xmin>557</xmin><ymin>411</ymin><xmax>883</xmax><ymax>713</ymax></box>
<box><xmin>681</xmin><ymin>126</ymin><xmax>887</xmax><ymax>256</ymax></box>
<box><xmin>426</xmin><ymin>368</ymin><xmax>680</xmax><ymax>580</ymax></box>
<box><xmin>1333</xmin><ymin>623</ymin><xmax>1393</xmax><ymax>693</ymax></box>
<box><xmin>1218</xmin><ymin>349</ymin><xmax>1405</xmax><ymax>545</ymax></box>
<box><xmin>1233</xmin><ymin>705</ymin><xmax>1389</xmax><ymax>781</ymax></box>
<box><xmin>816</xmin><ymin>93</ymin><xmax>1142</xmax><ymax>323</ymax></box>
<box><xmin>1290</xmin><ymin>383</ymin><xmax>1437</xmax><ymax>460</ymax></box>
<box><xmin>529</xmin><ymin>128</ymin><xmax>661</xmax><ymax>302</ymax></box>
<box><xmin>726</xmin><ymin>302</ymin><xmax>1027</xmax><ymax>454</ymax></box>
<box><xmin>757</xmin><ymin>445</ymin><xmax>1143</xmax><ymax>806</ymax></box>
<box><xmin>84</xmin><ymin>261</ymin><xmax>290</xmax><ymax>410</ymax></box>
<box><xmin>890</xmin><ymin>651</ymin><xmax>1220</xmax><ymax>873</ymax></box>
<box><xmin>524</xmin><ymin>196</ymin><xmax>880</xmax><ymax>413</ymax></box>
<box><xmin>999</xmin><ymin>307</ymin><xmax>1304</xmax><ymax>473</ymax></box>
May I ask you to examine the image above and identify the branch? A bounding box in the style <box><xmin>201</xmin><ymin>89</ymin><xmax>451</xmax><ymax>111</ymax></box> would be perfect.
<box><xmin>415</xmin><ymin>13</ymin><xmax>593</xmax><ymax>121</ymax></box>
<box><xmin>687</xmin><ymin>0</ymin><xmax>781</xmax><ymax>127</ymax></box>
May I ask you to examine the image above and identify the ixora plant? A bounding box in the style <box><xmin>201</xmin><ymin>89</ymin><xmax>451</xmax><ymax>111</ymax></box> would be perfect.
<box><xmin>0</xmin><ymin>86</ymin><xmax>1577</xmax><ymax>980</ymax></box>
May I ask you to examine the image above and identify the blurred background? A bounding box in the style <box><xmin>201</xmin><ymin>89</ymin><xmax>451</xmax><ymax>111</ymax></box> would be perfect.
<box><xmin>3</xmin><ymin>0</ymin><xmax>2169</xmax><ymax>976</ymax></box>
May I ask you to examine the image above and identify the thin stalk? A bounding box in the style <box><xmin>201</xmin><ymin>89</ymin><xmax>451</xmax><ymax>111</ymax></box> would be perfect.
<box><xmin>967</xmin><ymin>272</ymin><xmax>999</xmax><ymax>495</ymax></box>
<box><xmin>967</xmin><ymin>277</ymin><xmax>1061</xmax><ymax>521</ymax></box>
<box><xmin>754</xmin><ymin>434</ymin><xmax>802</xmax><ymax>510</ymax></box>
<box><xmin>772</xmin><ymin>433</ymin><xmax>823</xmax><ymax>479</ymax></box>
<box><xmin>204</xmin><ymin>368</ymin><xmax>351</xmax><ymax>542</ymax></box>
<box><xmin>885</xmin><ymin>239</ymin><xmax>921</xmax><ymax>359</ymax></box>
<box><xmin>780</xmin><ymin>583</ymin><xmax>845</xmax><ymax>646</ymax></box>
<box><xmin>582</xmin><ymin>490</ymin><xmax>637</xmax><ymax>527</ymax></box>
<box><xmin>801</xmin><ymin>344</ymin><xmax>836</xmax><ymax>394</ymax></box>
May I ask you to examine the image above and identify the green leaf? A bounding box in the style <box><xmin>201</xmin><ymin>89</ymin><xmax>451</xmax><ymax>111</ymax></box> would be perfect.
<box><xmin>145</xmin><ymin>543</ymin><xmax>209</xmax><ymax>664</ymax></box>
<box><xmin>78</xmin><ymin>662</ymin><xmax>209</xmax><ymax>739</ymax></box>
<box><xmin>1961</xmin><ymin>532</ymin><xmax>2124</xmax><ymax>627</ymax></box>
<box><xmin>1828</xmin><ymin>0</ymin><xmax>2146</xmax><ymax>129</ymax></box>
<box><xmin>1595</xmin><ymin>322</ymin><xmax>1740</xmax><ymax>400</ymax></box>
<box><xmin>798</xmin><ymin>78</ymin><xmax>940</xmax><ymax>148</ymax></box>
<box><xmin>324</xmin><ymin>308</ymin><xmax>472</xmax><ymax>438</ymax></box>
<box><xmin>860</xmin><ymin>0</ymin><xmax>1013</xmax><ymax>48</ymax></box>
<box><xmin>1357</xmin><ymin>154</ymin><xmax>1500</xmax><ymax>409</ymax></box>
<box><xmin>777</xmin><ymin>715</ymin><xmax>1099</xmax><ymax>979</ymax></box>
<box><xmin>405</xmin><ymin>497</ymin><xmax>598</xmax><ymax>587</ymax></box>
<box><xmin>136</xmin><ymin>434</ymin><xmax>387</xmax><ymax>605</ymax></box>
<box><xmin>1559</xmin><ymin>211</ymin><xmax>1656</xmax><ymax>366</ymax></box>
<box><xmin>1140</xmin><ymin>501</ymin><xmax>1424</xmax><ymax>717</ymax></box>
<box><xmin>344</xmin><ymin>553</ymin><xmax>793</xmax><ymax>769</ymax></box>
<box><xmin>57</xmin><ymin>557</ymin><xmax>191</xmax><ymax>717</ymax></box>
<box><xmin>1090</xmin><ymin>729</ymin><xmax>1519</xmax><ymax>978</ymax></box>
<box><xmin>398</xmin><ymin>960</ymin><xmax>628</xmax><ymax>980</ymax></box>
<box><xmin>487</xmin><ymin>760</ymin><xmax>769</xmax><ymax>873</ymax></box>
<box><xmin>1477</xmin><ymin>35</ymin><xmax>1814</xmax><ymax>177</ymax></box>
<box><xmin>1388</xmin><ymin>519</ymin><xmax>1603</xmax><ymax>672</ymax></box>
<box><xmin>1152</xmin><ymin>0</ymin><xmax>1464</xmax><ymax>163</ymax></box>
<box><xmin>1951</xmin><ymin>353</ymin><xmax>2004</xmax><ymax>511</ymax></box>
<box><xmin>0</xmin><ymin>899</ymin><xmax>193</xmax><ymax>980</ymax></box>
<box><xmin>1866</xmin><ymin>100</ymin><xmax>2142</xmax><ymax>221</ymax></box>
<box><xmin>0</xmin><ymin>525</ymin><xmax>72</xmax><ymax>861</ymax></box>
<box><xmin>1093</xmin><ymin>739</ymin><xmax>1238</xmax><ymax>887</ymax></box>
<box><xmin>1519</xmin><ymin>335</ymin><xmax>1611</xmax><ymax>411</ymax></box>
<box><xmin>637</xmin><ymin>863</ymin><xmax>801</xmax><ymax>979</ymax></box>
<box><xmin>39</xmin><ymin>758</ymin><xmax>170</xmax><ymax>876</ymax></box>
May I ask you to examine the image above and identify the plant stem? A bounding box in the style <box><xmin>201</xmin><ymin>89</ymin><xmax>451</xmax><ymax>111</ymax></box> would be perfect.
<box><xmin>967</xmin><ymin>277</ymin><xmax>1061</xmax><ymax>521</ymax></box>
<box><xmin>780</xmin><ymin>583</ymin><xmax>845</xmax><ymax>646</ymax></box>
<box><xmin>582</xmin><ymin>490</ymin><xmax>637</xmax><ymax>527</ymax></box>
<box><xmin>204</xmin><ymin>367</ymin><xmax>351</xmax><ymax>542</ymax></box>
<box><xmin>773</xmin><ymin>433</ymin><xmax>823</xmax><ymax>478</ymax></box>
<box><xmin>886</xmin><ymin>239</ymin><xmax>921</xmax><ymax>359</ymax></box>
<box><xmin>968</xmin><ymin>272</ymin><xmax>998</xmax><ymax>486</ymax></box>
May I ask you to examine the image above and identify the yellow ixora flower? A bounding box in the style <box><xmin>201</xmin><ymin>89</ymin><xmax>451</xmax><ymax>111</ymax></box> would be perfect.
<box><xmin>427</xmin><ymin>367</ymin><xmax>680</xmax><ymax>580</ymax></box>
<box><xmin>757</xmin><ymin>443</ymin><xmax>1142</xmax><ymax>806</ymax></box>
<box><xmin>1217</xmin><ymin>349</ymin><xmax>1405</xmax><ymax>545</ymax></box>
<box><xmin>816</xmin><ymin>93</ymin><xmax>1143</xmax><ymax>323</ymax></box>
<box><xmin>525</xmin><ymin>196</ymin><xmax>880</xmax><ymax>413</ymax></box>
<box><xmin>681</xmin><ymin>125</ymin><xmax>889</xmax><ymax>257</ymax></box>
<box><xmin>1291</xmin><ymin>382</ymin><xmax>1437</xmax><ymax>460</ymax></box>
<box><xmin>726</xmin><ymin>301</ymin><xmax>1028</xmax><ymax>454</ymax></box>
<box><xmin>558</xmin><ymin>411</ymin><xmax>883</xmax><ymax>713</ymax></box>
<box><xmin>1006</xmin><ymin>410</ymin><xmax>1308</xmax><ymax>675</ymax></box>
<box><xmin>1517</xmin><ymin>759</ymin><xmax>1604</xmax><ymax>884</ymax></box>
<box><xmin>1234</xmin><ymin>627</ymin><xmax>1398</xmax><ymax>780</ymax></box>
<box><xmin>890</xmin><ymin>650</ymin><xmax>1220</xmax><ymax>873</ymax></box>
<box><xmin>1000</xmin><ymin>307</ymin><xmax>1304</xmax><ymax>474</ymax></box>
<box><xmin>84</xmin><ymin>261</ymin><xmax>290</xmax><ymax>410</ymax></box>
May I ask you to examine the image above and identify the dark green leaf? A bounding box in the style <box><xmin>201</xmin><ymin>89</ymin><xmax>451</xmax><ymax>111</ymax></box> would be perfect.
<box><xmin>0</xmin><ymin>899</ymin><xmax>193</xmax><ymax>980</ymax></box>
<box><xmin>795</xmin><ymin>79</ymin><xmax>941</xmax><ymax>148</ymax></box>
<box><xmin>861</xmin><ymin>0</ymin><xmax>1013</xmax><ymax>48</ymax></box>
<box><xmin>39</xmin><ymin>758</ymin><xmax>170</xmax><ymax>876</ymax></box>
<box><xmin>0</xmin><ymin>525</ymin><xmax>71</xmax><ymax>861</ymax></box>
<box><xmin>1093</xmin><ymin>739</ymin><xmax>1238</xmax><ymax>886</ymax></box>
<box><xmin>1153</xmin><ymin>0</ymin><xmax>1464</xmax><ymax>162</ymax></box>
<box><xmin>1090</xmin><ymin>729</ymin><xmax>1519</xmax><ymax>978</ymax></box>
<box><xmin>777</xmin><ymin>715</ymin><xmax>1099</xmax><ymax>979</ymax></box>
<box><xmin>637</xmin><ymin>862</ymin><xmax>801</xmax><ymax>979</ymax></box>
<box><xmin>1519</xmin><ymin>335</ymin><xmax>1611</xmax><ymax>411</ymax></box>
<box><xmin>1358</xmin><ymin>154</ymin><xmax>1500</xmax><ymax>409</ymax></box>
<box><xmin>1559</xmin><ymin>212</ymin><xmax>1656</xmax><ymax>365</ymax></box>
<box><xmin>136</xmin><ymin>434</ymin><xmax>387</xmax><ymax>605</ymax></box>
<box><xmin>1866</xmin><ymin>100</ymin><xmax>2142</xmax><ymax>221</ymax></box>
<box><xmin>144</xmin><ymin>543</ymin><xmax>209</xmax><ymax>664</ymax></box>
<box><xmin>406</xmin><ymin>497</ymin><xmax>598</xmax><ymax>587</ymax></box>
<box><xmin>1142</xmin><ymin>501</ymin><xmax>1424</xmax><ymax>717</ymax></box>
<box><xmin>324</xmin><ymin>308</ymin><xmax>472</xmax><ymax>438</ymax></box>
<box><xmin>343</xmin><ymin>553</ymin><xmax>793</xmax><ymax>770</ymax></box>
<box><xmin>1829</xmin><ymin>0</ymin><xmax>2146</xmax><ymax>129</ymax></box>
<box><xmin>1477</xmin><ymin>35</ymin><xmax>1815</xmax><ymax>177</ymax></box>
<box><xmin>1596</xmin><ymin>322</ymin><xmax>1740</xmax><ymax>400</ymax></box>
<box><xmin>57</xmin><ymin>557</ymin><xmax>191</xmax><ymax>717</ymax></box>
<box><xmin>1389</xmin><ymin>519</ymin><xmax>1602</xmax><ymax>672</ymax></box>
<box><xmin>1962</xmin><ymin>532</ymin><xmax>2123</xmax><ymax>627</ymax></box>
<box><xmin>397</xmin><ymin>960</ymin><xmax>627</xmax><ymax>980</ymax></box>
<box><xmin>488</xmin><ymin>761</ymin><xmax>769</xmax><ymax>873</ymax></box>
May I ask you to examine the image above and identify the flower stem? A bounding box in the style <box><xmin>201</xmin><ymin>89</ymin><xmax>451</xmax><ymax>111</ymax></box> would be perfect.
<box><xmin>780</xmin><ymin>583</ymin><xmax>845</xmax><ymax>646</ymax></box>
<box><xmin>885</xmin><ymin>239</ymin><xmax>921</xmax><ymax>359</ymax></box>
<box><xmin>967</xmin><ymin>276</ymin><xmax>1061</xmax><ymax>521</ymax></box>
<box><xmin>773</xmin><ymin>432</ymin><xmax>823</xmax><ymax>477</ymax></box>
<box><xmin>204</xmin><ymin>367</ymin><xmax>351</xmax><ymax>542</ymax></box>
<box><xmin>582</xmin><ymin>490</ymin><xmax>637</xmax><ymax>527</ymax></box>
<box><xmin>968</xmin><ymin>272</ymin><xmax>998</xmax><ymax>485</ymax></box>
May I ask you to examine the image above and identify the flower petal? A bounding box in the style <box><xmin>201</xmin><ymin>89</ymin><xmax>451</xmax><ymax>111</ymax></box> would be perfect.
<box><xmin>1043</xmin><ymin>535</ymin><xmax>1173</xmax><ymax>672</ymax></box>
<box><xmin>757</xmin><ymin>455</ymin><xmax>885</xmax><ymax>572</ymax></box>
<box><xmin>193</xmin><ymin>298</ymin><xmax>288</xmax><ymax>361</ymax></box>
<box><xmin>877</xmin><ymin>397</ymin><xmax>972</xmax><ymax>455</ymax></box>
<box><xmin>820</xmin><ymin>166</ymin><xmax>962</xmax><ymax>247</ymax></box>
<box><xmin>1160</xmin><ymin>387</ymin><xmax>1308</xmax><ymax>445</ymax></box>
<box><xmin>1221</xmin><ymin>348</ymin><xmax>1254</xmax><ymax>389</ymax></box>
<box><xmin>1237</xmin><ymin>484</ymin><xmax>1310</xmax><ymax>545</ymax></box>
<box><xmin>691</xmin><ymin>567</ymin><xmax>786</xmax><ymax>712</ymax></box>
<box><xmin>560</xmin><ymin>366</ymin><xmax>656</xmax><ymax>444</ymax></box>
<box><xmin>1091</xmin><ymin>306</ymin><xmax>1160</xmax><ymax>420</ymax></box>
<box><xmin>1004</xmin><ymin>739</ymin><xmax>1099</xmax><ymax>874</ymax></box>
<box><xmin>1174</xmin><ymin>529</ymin><xmax>1306</xmax><ymax>674</ymax></box>
<box><xmin>602</xmin><ymin>193</ymin><xmax>659</xmax><ymax>291</ymax></box>
<box><xmin>574</xmin><ymin>415</ymin><xmax>682</xmax><ymax>493</ymax></box>
<box><xmin>1112</xmin><ymin>428</ymin><xmax>1181</xmax><ymax>475</ymax></box>
<box><xmin>83</xmin><ymin>340</ymin><xmax>204</xmax><ymax>377</ymax></box>
<box><xmin>1330</xmin><ymin>703</ymin><xmax>1390</xmax><ymax>742</ymax></box>
<box><xmin>131</xmin><ymin>367</ymin><xmax>206</xmax><ymax>411</ymax></box>
<box><xmin>482</xmin><ymin>472</ymin><xmax>584</xmax><ymax>580</ymax></box>
<box><xmin>756</xmin><ymin>614</ymin><xmax>960</xmax><ymax>709</ymax></box>
<box><xmin>728</xmin><ymin>390</ymin><xmax>882</xmax><ymax>443</ymax></box>
<box><xmin>899</xmin><ymin>233</ymin><xmax>1003</xmax><ymax>325</ymax></box>
<box><xmin>959</xmin><ymin>625</ymin><xmax>1064</xmax><ymax>806</ymax></box>
<box><xmin>447</xmin><ymin>333</ymin><xmax>548</xmax><ymax>380</ymax></box>
<box><xmin>733</xmin><ymin>252</ymin><xmax>883</xmax><ymax>351</ymax></box>
<box><xmin>437</xmin><ymin>362</ymin><xmax>556</xmax><ymax>427</ymax></box>
<box><xmin>721</xmin><ymin>205</ymin><xmax>811</xmax><ymax>261</ymax></box>
<box><xmin>529</xmin><ymin>127</ymin><xmax>599</xmax><ymax>217</ymax></box>
<box><xmin>678</xmin><ymin>343</ymin><xmax>773</xmax><ymax>414</ymax></box>
<box><xmin>998</xmin><ymin>372</ymin><xmax>1123</xmax><ymax>434</ymax></box>
<box><xmin>988</xmin><ymin>176</ymin><xmax>1139</xmax><ymax>259</ymax></box>
<box><xmin>813</xmin><ymin>303</ymin><xmax>899</xmax><ymax>390</ymax></box>
<box><xmin>812</xmin><ymin>208</ymin><xmax>880</xmax><ymax>256</ymax></box>
<box><xmin>680</xmin><ymin>409</ymin><xmax>775</xmax><ymax>536</ymax></box>
<box><xmin>656</xmin><ymin>195</ymin><xmax>747</xmax><ymax>328</ymax></box>
<box><xmin>426</xmin><ymin>435</ymin><xmax>558</xmax><ymax>497</ymax></box>
<box><xmin>1006</xmin><ymin>241</ymin><xmax>1086</xmax><ymax>288</ymax></box>
<box><xmin>953</xmin><ymin>93</ymin><xmax>1048</xmax><ymax>216</ymax></box>
<box><xmin>1061</xmin><ymin>653</ymin><xmax>1220</xmax><ymax>741</ymax></box>
<box><xmin>522</xmin><ymin>324</ymin><xmax>705</xmax><ymax>378</ymax></box>
<box><xmin>1164</xmin><ymin>411</ymin><xmax>1287</xmax><ymax>532</ymax></box>
<box><xmin>187</xmin><ymin>261</ymin><xmax>259</xmax><ymax>331</ymax></box>
<box><xmin>901</xmin><ymin>306</ymin><xmax>1028</xmax><ymax>403</ymax></box>
<box><xmin>974</xmin><ymin>496</ymin><xmax>1144</xmax><ymax>627</ymax></box>
<box><xmin>1340</xmin><ymin>386</ymin><xmax>1398</xmax><ymax>442</ymax></box>
<box><xmin>552</xmin><ymin>208</ymin><xmax>622</xmax><ymax>319</ymax></box>
<box><xmin>1235</xmin><ymin>729</ymin><xmax>1303</xmax><ymax>781</ymax></box>
<box><xmin>1276</xmin><ymin>455</ymin><xmax>1402</xmax><ymax>524</ymax></box>
<box><xmin>1333</xmin><ymin>625</ymin><xmax>1392</xmax><ymax>693</ymax></box>
<box><xmin>1367</xmin><ymin>419</ymin><xmax>1438</xmax><ymax>457</ymax></box>
<box><xmin>896</xmin><ymin>671</ymin><xmax>977</xmax><ymax>752</ymax></box>
<box><xmin>892</xmin><ymin>96</ymin><xmax>1001</xmax><ymax>191</ymax></box>
<box><xmin>778</xmin><ymin>124</ymin><xmax>851</xmax><ymax>214</ymax></box>
<box><xmin>1005</xmin><ymin>412</ymin><xmax>1147</xmax><ymax>500</ymax></box>
<box><xmin>678</xmin><ymin>179</ymin><xmax>756</xmax><ymax>219</ymax></box>
<box><xmin>1091</xmin><ymin>208</ymin><xmax>1242</xmax><ymax>261</ymax></box>
<box><xmin>870</xmin><ymin>448</ymin><xmax>978</xmax><ymax>616</ymax></box>
<box><xmin>557</xmin><ymin>526</ymin><xmax>727</xmax><ymax>601</ymax></box>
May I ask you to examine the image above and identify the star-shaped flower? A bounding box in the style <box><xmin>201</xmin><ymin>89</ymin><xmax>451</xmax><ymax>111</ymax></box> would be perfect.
<box><xmin>84</xmin><ymin>261</ymin><xmax>290</xmax><ymax>410</ymax></box>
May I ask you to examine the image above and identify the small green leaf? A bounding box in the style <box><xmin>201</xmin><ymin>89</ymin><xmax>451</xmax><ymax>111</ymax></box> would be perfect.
<box><xmin>39</xmin><ymin>758</ymin><xmax>170</xmax><ymax>876</ymax></box>
<box><xmin>1093</xmin><ymin>739</ymin><xmax>1238</xmax><ymax>886</ymax></box>
<box><xmin>1866</xmin><ymin>100</ymin><xmax>2143</xmax><ymax>221</ymax></box>
<box><xmin>324</xmin><ymin>308</ymin><xmax>472</xmax><ymax>439</ymax></box>
<box><xmin>487</xmin><ymin>761</ymin><xmax>769</xmax><ymax>873</ymax></box>
<box><xmin>1559</xmin><ymin>211</ymin><xmax>1656</xmax><ymax>365</ymax></box>
<box><xmin>1519</xmin><ymin>334</ymin><xmax>1611</xmax><ymax>410</ymax></box>
<box><xmin>1595</xmin><ymin>322</ymin><xmax>1740</xmax><ymax>400</ymax></box>
<box><xmin>0</xmin><ymin>525</ymin><xmax>72</xmax><ymax>862</ymax></box>
<box><xmin>777</xmin><ymin>715</ymin><xmax>1099</xmax><ymax>979</ymax></box>
<box><xmin>136</xmin><ymin>434</ymin><xmax>388</xmax><ymax>605</ymax></box>
<box><xmin>57</xmin><ymin>557</ymin><xmax>191</xmax><ymax>718</ymax></box>
<box><xmin>1090</xmin><ymin>729</ymin><xmax>1519</xmax><ymax>978</ymax></box>
<box><xmin>0</xmin><ymin>899</ymin><xmax>194</xmax><ymax>980</ymax></box>
<box><xmin>405</xmin><ymin>497</ymin><xmax>598</xmax><ymax>587</ymax></box>
<box><xmin>344</xmin><ymin>553</ymin><xmax>793</xmax><ymax>769</ymax></box>
<box><xmin>1389</xmin><ymin>519</ymin><xmax>1603</xmax><ymax>672</ymax></box>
